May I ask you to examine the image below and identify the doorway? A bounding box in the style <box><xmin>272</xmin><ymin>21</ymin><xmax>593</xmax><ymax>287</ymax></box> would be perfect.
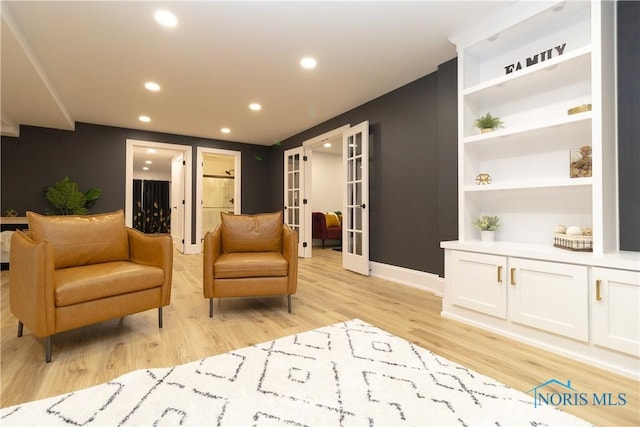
<box><xmin>286</xmin><ymin>123</ymin><xmax>370</xmax><ymax>276</ymax></box>
<box><xmin>125</xmin><ymin>139</ymin><xmax>192</xmax><ymax>253</ymax></box>
<box><xmin>196</xmin><ymin>147</ymin><xmax>241</xmax><ymax>251</ymax></box>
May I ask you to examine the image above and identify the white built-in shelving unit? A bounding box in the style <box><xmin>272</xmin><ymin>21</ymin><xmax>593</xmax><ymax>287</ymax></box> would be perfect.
<box><xmin>441</xmin><ymin>0</ymin><xmax>639</xmax><ymax>380</ymax></box>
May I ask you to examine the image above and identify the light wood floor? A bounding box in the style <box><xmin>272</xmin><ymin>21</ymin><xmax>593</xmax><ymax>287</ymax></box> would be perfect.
<box><xmin>1</xmin><ymin>248</ymin><xmax>638</xmax><ymax>425</ymax></box>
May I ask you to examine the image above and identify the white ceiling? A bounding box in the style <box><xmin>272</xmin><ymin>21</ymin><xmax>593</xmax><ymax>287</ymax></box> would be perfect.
<box><xmin>1</xmin><ymin>1</ymin><xmax>512</xmax><ymax>146</ymax></box>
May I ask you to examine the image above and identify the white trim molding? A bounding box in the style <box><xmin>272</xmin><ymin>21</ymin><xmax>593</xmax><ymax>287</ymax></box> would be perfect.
<box><xmin>370</xmin><ymin>262</ymin><xmax>444</xmax><ymax>296</ymax></box>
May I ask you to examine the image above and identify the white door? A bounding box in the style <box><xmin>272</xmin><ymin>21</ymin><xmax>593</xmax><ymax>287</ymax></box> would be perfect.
<box><xmin>509</xmin><ymin>258</ymin><xmax>589</xmax><ymax>342</ymax></box>
<box><xmin>284</xmin><ymin>147</ymin><xmax>305</xmax><ymax>257</ymax></box>
<box><xmin>592</xmin><ymin>268</ymin><xmax>640</xmax><ymax>355</ymax></box>
<box><xmin>171</xmin><ymin>154</ymin><xmax>185</xmax><ymax>253</ymax></box>
<box><xmin>451</xmin><ymin>251</ymin><xmax>507</xmax><ymax>319</ymax></box>
<box><xmin>342</xmin><ymin>121</ymin><xmax>369</xmax><ymax>275</ymax></box>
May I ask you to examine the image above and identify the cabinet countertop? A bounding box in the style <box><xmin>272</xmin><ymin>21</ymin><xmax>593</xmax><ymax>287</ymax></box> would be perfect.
<box><xmin>441</xmin><ymin>240</ymin><xmax>640</xmax><ymax>273</ymax></box>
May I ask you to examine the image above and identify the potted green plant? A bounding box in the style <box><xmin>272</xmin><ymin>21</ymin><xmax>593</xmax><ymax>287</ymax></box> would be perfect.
<box><xmin>474</xmin><ymin>112</ymin><xmax>503</xmax><ymax>133</ymax></box>
<box><xmin>44</xmin><ymin>176</ymin><xmax>102</xmax><ymax>215</ymax></box>
<box><xmin>473</xmin><ymin>215</ymin><xmax>500</xmax><ymax>241</ymax></box>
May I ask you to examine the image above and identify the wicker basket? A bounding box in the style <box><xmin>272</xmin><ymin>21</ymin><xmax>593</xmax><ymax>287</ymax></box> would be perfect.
<box><xmin>553</xmin><ymin>233</ymin><xmax>593</xmax><ymax>252</ymax></box>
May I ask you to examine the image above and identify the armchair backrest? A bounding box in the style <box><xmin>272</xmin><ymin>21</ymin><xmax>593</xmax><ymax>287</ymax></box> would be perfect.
<box><xmin>312</xmin><ymin>212</ymin><xmax>328</xmax><ymax>239</ymax></box>
<box><xmin>220</xmin><ymin>211</ymin><xmax>283</xmax><ymax>253</ymax></box>
<box><xmin>26</xmin><ymin>210</ymin><xmax>129</xmax><ymax>269</ymax></box>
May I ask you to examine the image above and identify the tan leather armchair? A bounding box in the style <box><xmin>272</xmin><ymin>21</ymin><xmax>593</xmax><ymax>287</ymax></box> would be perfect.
<box><xmin>9</xmin><ymin>210</ymin><xmax>173</xmax><ymax>362</ymax></box>
<box><xmin>203</xmin><ymin>211</ymin><xmax>298</xmax><ymax>316</ymax></box>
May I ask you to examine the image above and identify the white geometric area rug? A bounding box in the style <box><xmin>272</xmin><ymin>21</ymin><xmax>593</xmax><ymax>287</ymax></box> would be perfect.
<box><xmin>1</xmin><ymin>319</ymin><xmax>590</xmax><ymax>427</ymax></box>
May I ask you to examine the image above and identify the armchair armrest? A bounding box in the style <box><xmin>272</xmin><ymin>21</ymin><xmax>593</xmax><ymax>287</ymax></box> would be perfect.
<box><xmin>203</xmin><ymin>226</ymin><xmax>222</xmax><ymax>297</ymax></box>
<box><xmin>9</xmin><ymin>230</ymin><xmax>56</xmax><ymax>337</ymax></box>
<box><xmin>127</xmin><ymin>228</ymin><xmax>173</xmax><ymax>305</ymax></box>
<box><xmin>282</xmin><ymin>224</ymin><xmax>298</xmax><ymax>294</ymax></box>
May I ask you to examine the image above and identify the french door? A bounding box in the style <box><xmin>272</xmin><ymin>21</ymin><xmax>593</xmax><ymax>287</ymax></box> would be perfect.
<box><xmin>342</xmin><ymin>121</ymin><xmax>370</xmax><ymax>276</ymax></box>
<box><xmin>283</xmin><ymin>147</ymin><xmax>306</xmax><ymax>257</ymax></box>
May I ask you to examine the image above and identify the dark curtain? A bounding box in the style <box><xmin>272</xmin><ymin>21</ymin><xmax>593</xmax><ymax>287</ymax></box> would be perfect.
<box><xmin>132</xmin><ymin>179</ymin><xmax>171</xmax><ymax>233</ymax></box>
<box><xmin>143</xmin><ymin>180</ymin><xmax>171</xmax><ymax>233</ymax></box>
<box><xmin>133</xmin><ymin>179</ymin><xmax>144</xmax><ymax>232</ymax></box>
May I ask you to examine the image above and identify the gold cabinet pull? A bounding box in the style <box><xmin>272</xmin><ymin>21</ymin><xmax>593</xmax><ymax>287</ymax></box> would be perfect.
<box><xmin>497</xmin><ymin>266</ymin><xmax>503</xmax><ymax>283</ymax></box>
<box><xmin>510</xmin><ymin>268</ymin><xmax>516</xmax><ymax>285</ymax></box>
<box><xmin>596</xmin><ymin>279</ymin><xmax>602</xmax><ymax>301</ymax></box>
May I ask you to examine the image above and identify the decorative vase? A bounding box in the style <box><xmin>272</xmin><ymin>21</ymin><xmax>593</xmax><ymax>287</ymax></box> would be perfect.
<box><xmin>481</xmin><ymin>128</ymin><xmax>494</xmax><ymax>134</ymax></box>
<box><xmin>481</xmin><ymin>230</ymin><xmax>495</xmax><ymax>242</ymax></box>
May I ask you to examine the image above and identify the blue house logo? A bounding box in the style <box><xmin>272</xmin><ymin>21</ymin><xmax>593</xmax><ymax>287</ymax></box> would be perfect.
<box><xmin>529</xmin><ymin>379</ymin><xmax>627</xmax><ymax>408</ymax></box>
<box><xmin>528</xmin><ymin>379</ymin><xmax>585</xmax><ymax>408</ymax></box>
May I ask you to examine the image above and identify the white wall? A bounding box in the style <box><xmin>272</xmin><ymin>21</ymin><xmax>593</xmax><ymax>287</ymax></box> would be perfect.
<box><xmin>311</xmin><ymin>152</ymin><xmax>341</xmax><ymax>213</ymax></box>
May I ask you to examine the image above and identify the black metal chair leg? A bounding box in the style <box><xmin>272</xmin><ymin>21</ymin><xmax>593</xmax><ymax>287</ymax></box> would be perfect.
<box><xmin>17</xmin><ymin>321</ymin><xmax>23</xmax><ymax>337</ymax></box>
<box><xmin>209</xmin><ymin>299</ymin><xmax>214</xmax><ymax>317</ymax></box>
<box><xmin>158</xmin><ymin>307</ymin><xmax>163</xmax><ymax>328</ymax></box>
<box><xmin>288</xmin><ymin>295</ymin><xmax>292</xmax><ymax>314</ymax></box>
<box><xmin>45</xmin><ymin>336</ymin><xmax>52</xmax><ymax>363</ymax></box>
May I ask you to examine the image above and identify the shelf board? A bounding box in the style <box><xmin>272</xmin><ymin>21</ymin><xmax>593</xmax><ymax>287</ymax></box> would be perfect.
<box><xmin>464</xmin><ymin>111</ymin><xmax>591</xmax><ymax>144</ymax></box>
<box><xmin>464</xmin><ymin>178</ymin><xmax>592</xmax><ymax>193</ymax></box>
<box><xmin>463</xmin><ymin>46</ymin><xmax>592</xmax><ymax>103</ymax></box>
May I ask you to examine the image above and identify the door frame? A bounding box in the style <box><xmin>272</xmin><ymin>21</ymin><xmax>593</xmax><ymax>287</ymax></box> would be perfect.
<box><xmin>125</xmin><ymin>139</ymin><xmax>193</xmax><ymax>252</ymax></box>
<box><xmin>299</xmin><ymin>125</ymin><xmax>351</xmax><ymax>258</ymax></box>
<box><xmin>195</xmin><ymin>147</ymin><xmax>241</xmax><ymax>252</ymax></box>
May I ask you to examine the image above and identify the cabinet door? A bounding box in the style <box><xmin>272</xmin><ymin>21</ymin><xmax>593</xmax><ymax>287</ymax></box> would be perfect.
<box><xmin>451</xmin><ymin>251</ymin><xmax>507</xmax><ymax>319</ymax></box>
<box><xmin>509</xmin><ymin>258</ymin><xmax>588</xmax><ymax>341</ymax></box>
<box><xmin>592</xmin><ymin>268</ymin><xmax>640</xmax><ymax>356</ymax></box>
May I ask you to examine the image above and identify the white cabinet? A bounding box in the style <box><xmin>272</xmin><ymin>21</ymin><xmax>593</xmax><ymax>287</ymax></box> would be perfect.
<box><xmin>509</xmin><ymin>258</ymin><xmax>588</xmax><ymax>341</ymax></box>
<box><xmin>449</xmin><ymin>252</ymin><xmax>588</xmax><ymax>341</ymax></box>
<box><xmin>449</xmin><ymin>0</ymin><xmax>616</xmax><ymax>254</ymax></box>
<box><xmin>592</xmin><ymin>268</ymin><xmax>640</xmax><ymax>356</ymax></box>
<box><xmin>450</xmin><ymin>252</ymin><xmax>507</xmax><ymax>319</ymax></box>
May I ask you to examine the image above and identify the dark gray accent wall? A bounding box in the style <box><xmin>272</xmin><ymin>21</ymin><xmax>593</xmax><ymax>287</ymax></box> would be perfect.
<box><xmin>276</xmin><ymin>59</ymin><xmax>459</xmax><ymax>277</ymax></box>
<box><xmin>0</xmin><ymin>122</ymin><xmax>278</xmax><ymax>244</ymax></box>
<box><xmin>617</xmin><ymin>0</ymin><xmax>640</xmax><ymax>252</ymax></box>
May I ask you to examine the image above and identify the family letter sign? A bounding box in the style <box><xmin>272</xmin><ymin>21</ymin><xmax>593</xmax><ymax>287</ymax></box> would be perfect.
<box><xmin>505</xmin><ymin>43</ymin><xmax>567</xmax><ymax>74</ymax></box>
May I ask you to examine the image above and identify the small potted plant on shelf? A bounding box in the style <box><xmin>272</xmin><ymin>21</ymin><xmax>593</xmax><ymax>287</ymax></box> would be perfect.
<box><xmin>473</xmin><ymin>215</ymin><xmax>500</xmax><ymax>241</ymax></box>
<box><xmin>474</xmin><ymin>112</ymin><xmax>503</xmax><ymax>134</ymax></box>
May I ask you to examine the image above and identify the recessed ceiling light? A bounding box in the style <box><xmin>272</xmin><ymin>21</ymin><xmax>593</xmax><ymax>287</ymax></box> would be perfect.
<box><xmin>154</xmin><ymin>10</ymin><xmax>177</xmax><ymax>27</ymax></box>
<box><xmin>249</xmin><ymin>103</ymin><xmax>262</xmax><ymax>111</ymax></box>
<box><xmin>221</xmin><ymin>128</ymin><xmax>231</xmax><ymax>134</ymax></box>
<box><xmin>139</xmin><ymin>115</ymin><xmax>151</xmax><ymax>122</ymax></box>
<box><xmin>323</xmin><ymin>142</ymin><xmax>331</xmax><ymax>148</ymax></box>
<box><xmin>147</xmin><ymin>148</ymin><xmax>156</xmax><ymax>154</ymax></box>
<box><xmin>144</xmin><ymin>81</ymin><xmax>160</xmax><ymax>91</ymax></box>
<box><xmin>300</xmin><ymin>57</ymin><xmax>317</xmax><ymax>69</ymax></box>
<box><xmin>143</xmin><ymin>167</ymin><xmax>149</xmax><ymax>171</ymax></box>
<box><xmin>145</xmin><ymin>160</ymin><xmax>153</xmax><ymax>164</ymax></box>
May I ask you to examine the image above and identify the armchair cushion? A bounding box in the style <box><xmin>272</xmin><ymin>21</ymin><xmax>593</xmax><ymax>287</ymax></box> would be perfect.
<box><xmin>27</xmin><ymin>210</ymin><xmax>129</xmax><ymax>269</ymax></box>
<box><xmin>325</xmin><ymin>212</ymin><xmax>341</xmax><ymax>228</ymax></box>
<box><xmin>214</xmin><ymin>252</ymin><xmax>288</xmax><ymax>279</ymax></box>
<box><xmin>54</xmin><ymin>262</ymin><xmax>164</xmax><ymax>307</ymax></box>
<box><xmin>221</xmin><ymin>211</ymin><xmax>282</xmax><ymax>253</ymax></box>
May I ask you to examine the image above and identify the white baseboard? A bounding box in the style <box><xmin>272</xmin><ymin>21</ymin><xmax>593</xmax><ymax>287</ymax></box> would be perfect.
<box><xmin>370</xmin><ymin>262</ymin><xmax>444</xmax><ymax>296</ymax></box>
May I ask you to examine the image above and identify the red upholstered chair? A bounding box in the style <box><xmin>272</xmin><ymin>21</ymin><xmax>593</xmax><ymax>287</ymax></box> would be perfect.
<box><xmin>312</xmin><ymin>212</ymin><xmax>342</xmax><ymax>249</ymax></box>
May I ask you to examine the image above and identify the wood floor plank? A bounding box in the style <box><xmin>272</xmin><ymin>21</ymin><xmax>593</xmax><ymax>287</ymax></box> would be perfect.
<box><xmin>1</xmin><ymin>248</ymin><xmax>638</xmax><ymax>426</ymax></box>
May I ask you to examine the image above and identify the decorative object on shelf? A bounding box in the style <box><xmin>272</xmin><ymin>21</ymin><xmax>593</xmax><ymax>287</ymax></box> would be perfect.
<box><xmin>567</xmin><ymin>103</ymin><xmax>592</xmax><ymax>115</ymax></box>
<box><xmin>473</xmin><ymin>112</ymin><xmax>503</xmax><ymax>134</ymax></box>
<box><xmin>570</xmin><ymin>145</ymin><xmax>592</xmax><ymax>178</ymax></box>
<box><xmin>3</xmin><ymin>209</ymin><xmax>18</xmax><ymax>217</ymax></box>
<box><xmin>554</xmin><ymin>234</ymin><xmax>593</xmax><ymax>252</ymax></box>
<box><xmin>553</xmin><ymin>225</ymin><xmax>567</xmax><ymax>234</ymax></box>
<box><xmin>473</xmin><ymin>215</ymin><xmax>499</xmax><ymax>242</ymax></box>
<box><xmin>480</xmin><ymin>230</ymin><xmax>495</xmax><ymax>242</ymax></box>
<box><xmin>475</xmin><ymin>173</ymin><xmax>492</xmax><ymax>185</ymax></box>
<box><xmin>565</xmin><ymin>225</ymin><xmax>583</xmax><ymax>236</ymax></box>
<box><xmin>504</xmin><ymin>42</ymin><xmax>567</xmax><ymax>75</ymax></box>
<box><xmin>554</xmin><ymin>224</ymin><xmax>593</xmax><ymax>252</ymax></box>
<box><xmin>44</xmin><ymin>176</ymin><xmax>103</xmax><ymax>215</ymax></box>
